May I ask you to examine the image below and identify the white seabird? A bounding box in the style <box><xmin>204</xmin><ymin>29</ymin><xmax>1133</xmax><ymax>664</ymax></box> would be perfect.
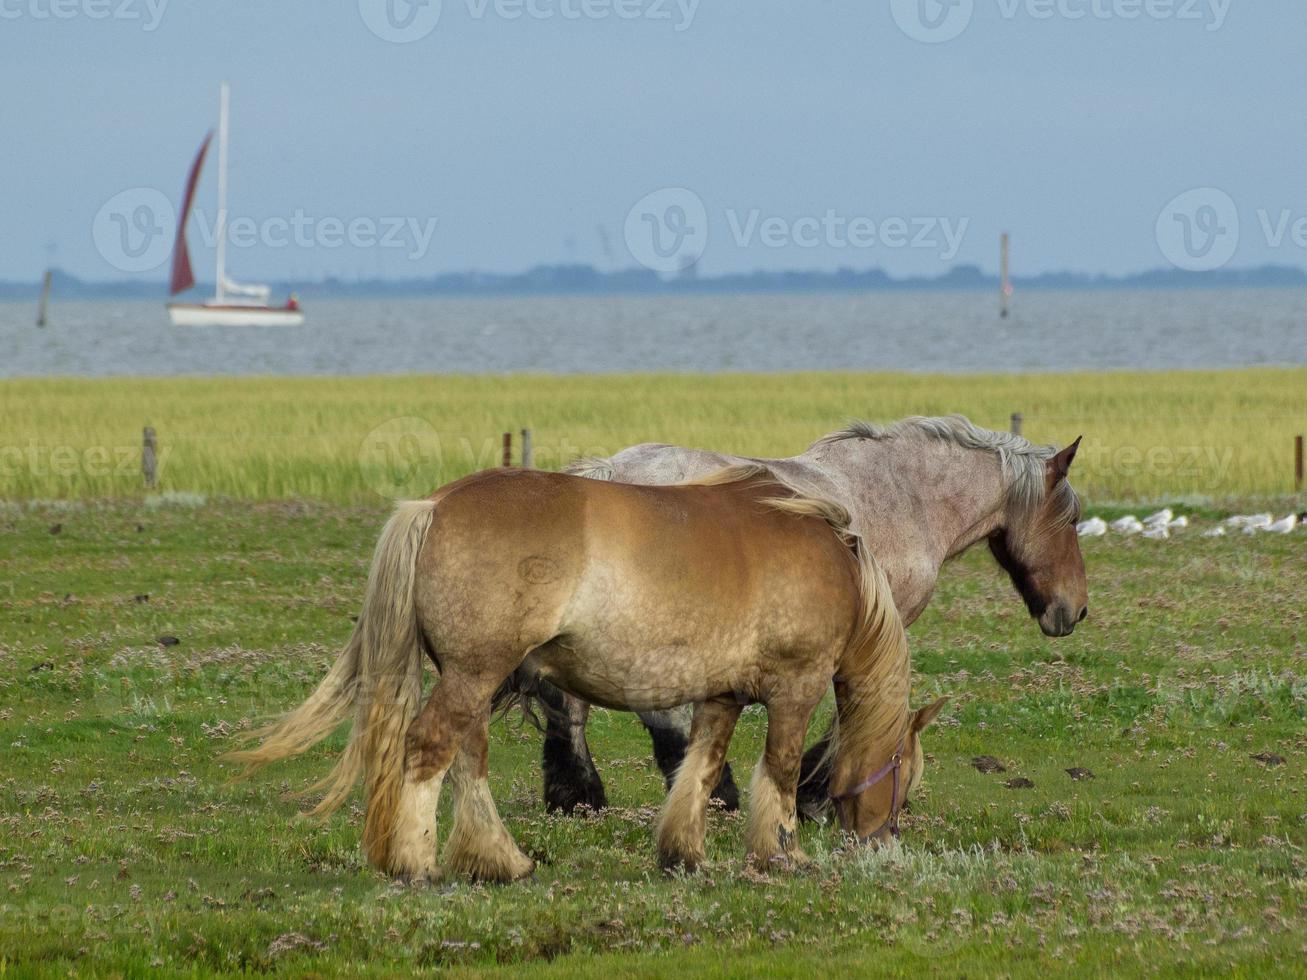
<box><xmin>1264</xmin><ymin>514</ymin><xmax>1298</xmax><ymax>534</ymax></box>
<box><xmin>1077</xmin><ymin>517</ymin><xmax>1108</xmax><ymax>537</ymax></box>
<box><xmin>1227</xmin><ymin>513</ymin><xmax>1272</xmax><ymax>529</ymax></box>
<box><xmin>1111</xmin><ymin>516</ymin><xmax>1144</xmax><ymax>535</ymax></box>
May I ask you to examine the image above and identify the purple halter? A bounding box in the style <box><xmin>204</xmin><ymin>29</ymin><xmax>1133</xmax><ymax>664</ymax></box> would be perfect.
<box><xmin>829</xmin><ymin>738</ymin><xmax>905</xmax><ymax>841</ymax></box>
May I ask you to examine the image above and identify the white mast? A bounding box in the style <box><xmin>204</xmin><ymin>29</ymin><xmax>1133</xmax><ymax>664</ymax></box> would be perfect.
<box><xmin>214</xmin><ymin>82</ymin><xmax>230</xmax><ymax>305</ymax></box>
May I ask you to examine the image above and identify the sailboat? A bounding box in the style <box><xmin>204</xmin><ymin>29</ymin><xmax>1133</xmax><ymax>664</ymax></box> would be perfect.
<box><xmin>167</xmin><ymin>83</ymin><xmax>304</xmax><ymax>327</ymax></box>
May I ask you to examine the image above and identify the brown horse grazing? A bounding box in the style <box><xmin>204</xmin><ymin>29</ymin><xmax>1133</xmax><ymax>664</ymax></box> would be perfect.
<box><xmin>226</xmin><ymin>466</ymin><xmax>945</xmax><ymax>881</ymax></box>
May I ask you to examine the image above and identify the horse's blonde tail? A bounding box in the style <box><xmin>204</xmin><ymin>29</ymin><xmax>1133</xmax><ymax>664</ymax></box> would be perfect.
<box><xmin>224</xmin><ymin>500</ymin><xmax>438</xmax><ymax>852</ymax></box>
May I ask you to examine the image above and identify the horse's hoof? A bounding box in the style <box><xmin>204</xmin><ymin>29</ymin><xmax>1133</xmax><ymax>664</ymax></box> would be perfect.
<box><xmin>658</xmin><ymin>850</ymin><xmax>704</xmax><ymax>874</ymax></box>
<box><xmin>746</xmin><ymin>848</ymin><xmax>807</xmax><ymax>873</ymax></box>
<box><xmin>393</xmin><ymin>869</ymin><xmax>438</xmax><ymax>887</ymax></box>
<box><xmin>543</xmin><ymin>778</ymin><xmax>608</xmax><ymax>815</ymax></box>
<box><xmin>784</xmin><ymin>848</ymin><xmax>813</xmax><ymax>869</ymax></box>
<box><xmin>465</xmin><ymin>855</ymin><xmax>535</xmax><ymax>884</ymax></box>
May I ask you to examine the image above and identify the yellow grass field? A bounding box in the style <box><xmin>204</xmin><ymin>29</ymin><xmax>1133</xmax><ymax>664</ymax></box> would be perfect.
<box><xmin>2</xmin><ymin>368</ymin><xmax>1304</xmax><ymax>504</ymax></box>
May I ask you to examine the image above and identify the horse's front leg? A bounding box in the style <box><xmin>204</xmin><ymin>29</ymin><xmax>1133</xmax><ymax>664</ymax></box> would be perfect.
<box><xmin>655</xmin><ymin>697</ymin><xmax>742</xmax><ymax>871</ymax></box>
<box><xmin>746</xmin><ymin>696</ymin><xmax>820</xmax><ymax>868</ymax></box>
<box><xmin>539</xmin><ymin>681</ymin><xmax>609</xmax><ymax>814</ymax></box>
<box><xmin>639</xmin><ymin>705</ymin><xmax>742</xmax><ymax>811</ymax></box>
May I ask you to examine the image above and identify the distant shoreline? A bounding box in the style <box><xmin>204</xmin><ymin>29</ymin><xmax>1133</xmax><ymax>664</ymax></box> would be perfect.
<box><xmin>3</xmin><ymin>263</ymin><xmax>1306</xmax><ymax>301</ymax></box>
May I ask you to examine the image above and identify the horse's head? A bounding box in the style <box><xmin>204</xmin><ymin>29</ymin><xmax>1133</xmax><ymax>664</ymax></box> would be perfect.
<box><xmin>988</xmin><ymin>437</ymin><xmax>1088</xmax><ymax>637</ymax></box>
<box><xmin>834</xmin><ymin>696</ymin><xmax>948</xmax><ymax>844</ymax></box>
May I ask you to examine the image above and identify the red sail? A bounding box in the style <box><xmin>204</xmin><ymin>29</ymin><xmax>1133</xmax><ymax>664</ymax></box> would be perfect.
<box><xmin>169</xmin><ymin>131</ymin><xmax>213</xmax><ymax>296</ymax></box>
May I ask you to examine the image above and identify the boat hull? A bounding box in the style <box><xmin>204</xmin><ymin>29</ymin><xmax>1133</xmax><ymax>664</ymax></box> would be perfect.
<box><xmin>168</xmin><ymin>303</ymin><xmax>304</xmax><ymax>327</ymax></box>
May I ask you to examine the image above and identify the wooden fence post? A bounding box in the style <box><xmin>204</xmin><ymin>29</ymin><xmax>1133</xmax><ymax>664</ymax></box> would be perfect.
<box><xmin>521</xmin><ymin>428</ymin><xmax>533</xmax><ymax>469</ymax></box>
<box><xmin>1296</xmin><ymin>435</ymin><xmax>1303</xmax><ymax>492</ymax></box>
<box><xmin>1010</xmin><ymin>412</ymin><xmax>1023</xmax><ymax>437</ymax></box>
<box><xmin>502</xmin><ymin>432</ymin><xmax>512</xmax><ymax>468</ymax></box>
<box><xmin>142</xmin><ymin>427</ymin><xmax>158</xmax><ymax>489</ymax></box>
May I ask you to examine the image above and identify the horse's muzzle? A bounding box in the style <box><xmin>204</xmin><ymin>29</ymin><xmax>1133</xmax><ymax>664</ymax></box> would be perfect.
<box><xmin>1039</xmin><ymin>603</ymin><xmax>1086</xmax><ymax>637</ymax></box>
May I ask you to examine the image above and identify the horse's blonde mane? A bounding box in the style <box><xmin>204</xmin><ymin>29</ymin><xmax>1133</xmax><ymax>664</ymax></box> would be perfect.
<box><xmin>680</xmin><ymin>464</ymin><xmax>857</xmax><ymax>546</ymax></box>
<box><xmin>678</xmin><ymin>462</ymin><xmax>772</xmax><ymax>487</ymax></box>
<box><xmin>819</xmin><ymin>414</ymin><xmax>1079</xmax><ymax>538</ymax></box>
<box><xmin>817</xmin><ymin>542</ymin><xmax>910</xmax><ymax>796</ymax></box>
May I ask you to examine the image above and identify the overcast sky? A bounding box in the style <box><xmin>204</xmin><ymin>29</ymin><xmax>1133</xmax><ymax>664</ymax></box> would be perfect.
<box><xmin>2</xmin><ymin>1</ymin><xmax>1303</xmax><ymax>283</ymax></box>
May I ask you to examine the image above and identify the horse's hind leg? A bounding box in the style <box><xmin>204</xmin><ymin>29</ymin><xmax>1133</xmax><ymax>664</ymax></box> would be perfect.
<box><xmin>386</xmin><ymin>671</ymin><xmax>499</xmax><ymax>880</ymax></box>
<box><xmin>640</xmin><ymin>706</ymin><xmax>742</xmax><ymax>812</ymax></box>
<box><xmin>747</xmin><ymin>697</ymin><xmax>820</xmax><ymax>868</ymax></box>
<box><xmin>541</xmin><ymin>684</ymin><xmax>609</xmax><ymax>814</ymax></box>
<box><xmin>445</xmin><ymin>707</ymin><xmax>535</xmax><ymax>882</ymax></box>
<box><xmin>655</xmin><ymin>697</ymin><xmax>742</xmax><ymax>871</ymax></box>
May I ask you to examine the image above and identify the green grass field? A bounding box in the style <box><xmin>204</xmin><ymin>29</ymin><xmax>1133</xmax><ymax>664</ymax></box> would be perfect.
<box><xmin>3</xmin><ymin>368</ymin><xmax>1306</xmax><ymax>502</ymax></box>
<box><xmin>2</xmin><ymin>369</ymin><xmax>1304</xmax><ymax>976</ymax></box>
<box><xmin>1</xmin><ymin>496</ymin><xmax>1303</xmax><ymax>977</ymax></box>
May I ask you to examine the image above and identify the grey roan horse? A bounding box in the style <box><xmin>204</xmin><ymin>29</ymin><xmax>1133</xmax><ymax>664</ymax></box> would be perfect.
<box><xmin>527</xmin><ymin>415</ymin><xmax>1087</xmax><ymax>816</ymax></box>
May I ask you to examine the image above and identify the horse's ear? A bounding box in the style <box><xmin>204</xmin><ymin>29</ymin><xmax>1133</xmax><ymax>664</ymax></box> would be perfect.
<box><xmin>1047</xmin><ymin>436</ymin><xmax>1082</xmax><ymax>484</ymax></box>
<box><xmin>911</xmin><ymin>696</ymin><xmax>949</xmax><ymax>734</ymax></box>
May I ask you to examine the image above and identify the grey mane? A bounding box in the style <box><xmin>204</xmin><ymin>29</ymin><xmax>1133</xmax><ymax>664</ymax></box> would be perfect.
<box><xmin>568</xmin><ymin>456</ymin><xmax>616</xmax><ymax>481</ymax></box>
<box><xmin>819</xmin><ymin>415</ymin><xmax>1077</xmax><ymax>531</ymax></box>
